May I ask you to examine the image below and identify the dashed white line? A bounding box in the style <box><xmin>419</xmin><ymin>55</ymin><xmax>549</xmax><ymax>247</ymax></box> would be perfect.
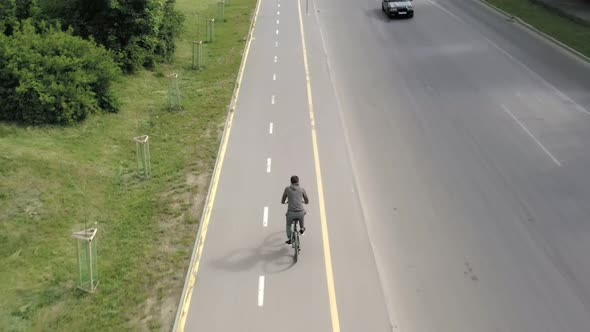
<box><xmin>502</xmin><ymin>104</ymin><xmax>561</xmax><ymax>166</ymax></box>
<box><xmin>277</xmin><ymin>19</ymin><xmax>280</xmax><ymax>24</ymax></box>
<box><xmin>258</xmin><ymin>276</ymin><xmax>265</xmax><ymax>307</ymax></box>
<box><xmin>427</xmin><ymin>0</ymin><xmax>590</xmax><ymax>116</ymax></box>
<box><xmin>262</xmin><ymin>206</ymin><xmax>268</xmax><ymax>227</ymax></box>
<box><xmin>277</xmin><ymin>11</ymin><xmax>280</xmax><ymax>15</ymax></box>
<box><xmin>263</xmin><ymin>207</ymin><xmax>269</xmax><ymax>227</ymax></box>
<box><xmin>274</xmin><ymin>56</ymin><xmax>278</xmax><ymax>63</ymax></box>
<box><xmin>267</xmin><ymin>158</ymin><xmax>272</xmax><ymax>173</ymax></box>
<box><xmin>269</xmin><ymin>122</ymin><xmax>274</xmax><ymax>134</ymax></box>
<box><xmin>276</xmin><ymin>29</ymin><xmax>279</xmax><ymax>35</ymax></box>
<box><xmin>278</xmin><ymin>3</ymin><xmax>281</xmax><ymax>7</ymax></box>
<box><xmin>271</xmin><ymin>95</ymin><xmax>275</xmax><ymax>104</ymax></box>
<box><xmin>273</xmin><ymin>73</ymin><xmax>276</xmax><ymax>81</ymax></box>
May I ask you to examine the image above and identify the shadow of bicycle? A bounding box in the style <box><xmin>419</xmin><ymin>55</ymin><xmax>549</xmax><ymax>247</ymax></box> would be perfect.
<box><xmin>209</xmin><ymin>231</ymin><xmax>296</xmax><ymax>274</ymax></box>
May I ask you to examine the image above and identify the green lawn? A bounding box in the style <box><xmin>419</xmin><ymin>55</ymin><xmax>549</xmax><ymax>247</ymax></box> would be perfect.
<box><xmin>485</xmin><ymin>0</ymin><xmax>590</xmax><ymax>57</ymax></box>
<box><xmin>0</xmin><ymin>0</ymin><xmax>256</xmax><ymax>330</ymax></box>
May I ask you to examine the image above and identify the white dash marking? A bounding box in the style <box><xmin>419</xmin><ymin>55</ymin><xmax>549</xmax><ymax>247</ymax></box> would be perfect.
<box><xmin>426</xmin><ymin>0</ymin><xmax>590</xmax><ymax>117</ymax></box>
<box><xmin>258</xmin><ymin>276</ymin><xmax>265</xmax><ymax>306</ymax></box>
<box><xmin>277</xmin><ymin>19</ymin><xmax>280</xmax><ymax>24</ymax></box>
<box><xmin>275</xmin><ymin>41</ymin><xmax>279</xmax><ymax>48</ymax></box>
<box><xmin>273</xmin><ymin>73</ymin><xmax>276</xmax><ymax>81</ymax></box>
<box><xmin>274</xmin><ymin>56</ymin><xmax>278</xmax><ymax>63</ymax></box>
<box><xmin>276</xmin><ymin>29</ymin><xmax>279</xmax><ymax>35</ymax></box>
<box><xmin>278</xmin><ymin>11</ymin><xmax>280</xmax><ymax>15</ymax></box>
<box><xmin>269</xmin><ymin>122</ymin><xmax>273</xmax><ymax>134</ymax></box>
<box><xmin>278</xmin><ymin>3</ymin><xmax>281</xmax><ymax>7</ymax></box>
<box><xmin>502</xmin><ymin>105</ymin><xmax>561</xmax><ymax>166</ymax></box>
<box><xmin>263</xmin><ymin>207</ymin><xmax>269</xmax><ymax>227</ymax></box>
<box><xmin>267</xmin><ymin>158</ymin><xmax>272</xmax><ymax>173</ymax></box>
<box><xmin>271</xmin><ymin>95</ymin><xmax>275</xmax><ymax>104</ymax></box>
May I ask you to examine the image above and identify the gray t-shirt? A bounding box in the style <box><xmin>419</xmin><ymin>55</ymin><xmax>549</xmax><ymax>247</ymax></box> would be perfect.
<box><xmin>281</xmin><ymin>184</ymin><xmax>309</xmax><ymax>212</ymax></box>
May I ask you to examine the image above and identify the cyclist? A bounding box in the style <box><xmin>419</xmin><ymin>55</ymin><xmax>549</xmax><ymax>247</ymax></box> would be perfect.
<box><xmin>281</xmin><ymin>175</ymin><xmax>309</xmax><ymax>245</ymax></box>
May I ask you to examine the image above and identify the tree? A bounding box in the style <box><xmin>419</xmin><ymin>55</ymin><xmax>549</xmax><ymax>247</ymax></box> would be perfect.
<box><xmin>0</xmin><ymin>20</ymin><xmax>121</xmax><ymax>125</ymax></box>
<box><xmin>47</xmin><ymin>0</ymin><xmax>184</xmax><ymax>72</ymax></box>
<box><xmin>0</xmin><ymin>0</ymin><xmax>17</xmax><ymax>35</ymax></box>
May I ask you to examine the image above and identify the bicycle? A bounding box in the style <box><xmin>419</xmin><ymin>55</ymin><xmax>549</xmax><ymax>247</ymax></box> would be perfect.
<box><xmin>290</xmin><ymin>218</ymin><xmax>302</xmax><ymax>263</ymax></box>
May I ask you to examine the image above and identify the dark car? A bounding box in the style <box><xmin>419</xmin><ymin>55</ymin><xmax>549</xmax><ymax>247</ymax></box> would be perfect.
<box><xmin>382</xmin><ymin>0</ymin><xmax>414</xmax><ymax>18</ymax></box>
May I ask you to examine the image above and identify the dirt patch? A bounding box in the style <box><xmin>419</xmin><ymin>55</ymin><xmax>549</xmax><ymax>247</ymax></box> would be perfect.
<box><xmin>31</xmin><ymin>301</ymin><xmax>65</xmax><ymax>331</ymax></box>
<box><xmin>159</xmin><ymin>294</ymin><xmax>178</xmax><ymax>331</ymax></box>
<box><xmin>1</xmin><ymin>186</ymin><xmax>44</xmax><ymax>220</ymax></box>
<box><xmin>187</xmin><ymin>172</ymin><xmax>210</xmax><ymax>222</ymax></box>
<box><xmin>133</xmin><ymin>169</ymin><xmax>211</xmax><ymax>331</ymax></box>
<box><xmin>129</xmin><ymin>297</ymin><xmax>156</xmax><ymax>331</ymax></box>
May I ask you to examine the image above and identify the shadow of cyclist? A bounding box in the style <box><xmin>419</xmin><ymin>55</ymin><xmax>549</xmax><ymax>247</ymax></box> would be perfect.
<box><xmin>209</xmin><ymin>231</ymin><xmax>296</xmax><ymax>274</ymax></box>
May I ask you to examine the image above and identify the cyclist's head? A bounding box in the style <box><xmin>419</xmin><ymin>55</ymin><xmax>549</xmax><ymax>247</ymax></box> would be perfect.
<box><xmin>290</xmin><ymin>175</ymin><xmax>299</xmax><ymax>184</ymax></box>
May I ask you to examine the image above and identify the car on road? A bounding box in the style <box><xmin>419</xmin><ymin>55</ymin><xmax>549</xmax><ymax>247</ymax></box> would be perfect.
<box><xmin>382</xmin><ymin>0</ymin><xmax>414</xmax><ymax>18</ymax></box>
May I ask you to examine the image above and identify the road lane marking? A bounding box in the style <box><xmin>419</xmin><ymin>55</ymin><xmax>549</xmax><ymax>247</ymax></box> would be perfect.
<box><xmin>427</xmin><ymin>0</ymin><xmax>590</xmax><ymax>117</ymax></box>
<box><xmin>273</xmin><ymin>73</ymin><xmax>277</xmax><ymax>80</ymax></box>
<box><xmin>267</xmin><ymin>158</ymin><xmax>272</xmax><ymax>172</ymax></box>
<box><xmin>258</xmin><ymin>276</ymin><xmax>265</xmax><ymax>306</ymax></box>
<box><xmin>269</xmin><ymin>122</ymin><xmax>274</xmax><ymax>134</ymax></box>
<box><xmin>263</xmin><ymin>207</ymin><xmax>269</xmax><ymax>227</ymax></box>
<box><xmin>278</xmin><ymin>11</ymin><xmax>280</xmax><ymax>15</ymax></box>
<box><xmin>271</xmin><ymin>95</ymin><xmax>276</xmax><ymax>104</ymax></box>
<box><xmin>502</xmin><ymin>105</ymin><xmax>561</xmax><ymax>166</ymax></box>
<box><xmin>555</xmin><ymin>90</ymin><xmax>568</xmax><ymax>101</ymax></box>
<box><xmin>274</xmin><ymin>55</ymin><xmax>278</xmax><ymax>63</ymax></box>
<box><xmin>174</xmin><ymin>0</ymin><xmax>263</xmax><ymax>330</ymax></box>
<box><xmin>278</xmin><ymin>3</ymin><xmax>280</xmax><ymax>7</ymax></box>
<box><xmin>276</xmin><ymin>29</ymin><xmax>279</xmax><ymax>35</ymax></box>
<box><xmin>297</xmin><ymin>0</ymin><xmax>341</xmax><ymax>331</ymax></box>
<box><xmin>277</xmin><ymin>19</ymin><xmax>280</xmax><ymax>24</ymax></box>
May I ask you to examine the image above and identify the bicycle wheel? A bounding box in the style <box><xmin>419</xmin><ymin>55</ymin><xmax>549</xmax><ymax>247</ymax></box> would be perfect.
<box><xmin>293</xmin><ymin>233</ymin><xmax>299</xmax><ymax>262</ymax></box>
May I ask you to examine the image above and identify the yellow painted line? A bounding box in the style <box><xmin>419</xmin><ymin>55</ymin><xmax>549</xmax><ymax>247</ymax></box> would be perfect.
<box><xmin>174</xmin><ymin>0</ymin><xmax>263</xmax><ymax>330</ymax></box>
<box><xmin>297</xmin><ymin>1</ymin><xmax>341</xmax><ymax>331</ymax></box>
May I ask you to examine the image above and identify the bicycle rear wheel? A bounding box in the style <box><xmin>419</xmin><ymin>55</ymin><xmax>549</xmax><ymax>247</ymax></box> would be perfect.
<box><xmin>293</xmin><ymin>233</ymin><xmax>299</xmax><ymax>262</ymax></box>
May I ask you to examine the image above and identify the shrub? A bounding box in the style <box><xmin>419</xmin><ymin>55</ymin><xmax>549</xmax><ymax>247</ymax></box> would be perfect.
<box><xmin>49</xmin><ymin>0</ymin><xmax>184</xmax><ymax>72</ymax></box>
<box><xmin>0</xmin><ymin>20</ymin><xmax>121</xmax><ymax>125</ymax></box>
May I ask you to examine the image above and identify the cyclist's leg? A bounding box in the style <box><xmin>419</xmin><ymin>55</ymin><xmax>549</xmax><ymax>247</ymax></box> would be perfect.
<box><xmin>286</xmin><ymin>213</ymin><xmax>293</xmax><ymax>240</ymax></box>
<box><xmin>299</xmin><ymin>212</ymin><xmax>305</xmax><ymax>229</ymax></box>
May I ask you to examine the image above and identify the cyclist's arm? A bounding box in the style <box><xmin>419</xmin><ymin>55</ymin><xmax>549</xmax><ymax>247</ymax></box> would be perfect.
<box><xmin>303</xmin><ymin>189</ymin><xmax>309</xmax><ymax>204</ymax></box>
<box><xmin>281</xmin><ymin>188</ymin><xmax>288</xmax><ymax>204</ymax></box>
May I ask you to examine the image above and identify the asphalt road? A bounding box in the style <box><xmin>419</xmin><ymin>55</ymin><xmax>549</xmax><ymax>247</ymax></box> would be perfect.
<box><xmin>179</xmin><ymin>0</ymin><xmax>590</xmax><ymax>331</ymax></box>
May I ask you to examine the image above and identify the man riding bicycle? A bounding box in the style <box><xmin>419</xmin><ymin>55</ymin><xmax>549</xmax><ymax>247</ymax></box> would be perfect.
<box><xmin>281</xmin><ymin>175</ymin><xmax>309</xmax><ymax>245</ymax></box>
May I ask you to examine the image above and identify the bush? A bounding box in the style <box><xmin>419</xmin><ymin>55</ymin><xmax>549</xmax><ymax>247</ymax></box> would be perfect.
<box><xmin>49</xmin><ymin>0</ymin><xmax>184</xmax><ymax>72</ymax></box>
<box><xmin>0</xmin><ymin>20</ymin><xmax>121</xmax><ymax>125</ymax></box>
<box><xmin>0</xmin><ymin>0</ymin><xmax>17</xmax><ymax>35</ymax></box>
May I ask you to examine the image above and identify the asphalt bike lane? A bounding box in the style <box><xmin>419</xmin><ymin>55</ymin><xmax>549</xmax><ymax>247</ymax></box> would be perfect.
<box><xmin>180</xmin><ymin>0</ymin><xmax>334</xmax><ymax>330</ymax></box>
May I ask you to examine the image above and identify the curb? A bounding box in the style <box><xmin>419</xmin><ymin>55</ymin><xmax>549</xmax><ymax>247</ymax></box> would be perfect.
<box><xmin>530</xmin><ymin>0</ymin><xmax>590</xmax><ymax>28</ymax></box>
<box><xmin>171</xmin><ymin>0</ymin><xmax>261</xmax><ymax>330</ymax></box>
<box><xmin>478</xmin><ymin>0</ymin><xmax>590</xmax><ymax>63</ymax></box>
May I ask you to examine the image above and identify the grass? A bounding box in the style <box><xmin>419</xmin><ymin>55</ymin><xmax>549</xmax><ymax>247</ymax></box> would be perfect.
<box><xmin>0</xmin><ymin>0</ymin><xmax>256</xmax><ymax>330</ymax></box>
<box><xmin>485</xmin><ymin>0</ymin><xmax>590</xmax><ymax>57</ymax></box>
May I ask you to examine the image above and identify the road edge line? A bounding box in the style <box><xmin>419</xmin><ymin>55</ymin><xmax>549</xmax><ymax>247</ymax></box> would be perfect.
<box><xmin>478</xmin><ymin>0</ymin><xmax>590</xmax><ymax>64</ymax></box>
<box><xmin>297</xmin><ymin>1</ymin><xmax>341</xmax><ymax>331</ymax></box>
<box><xmin>172</xmin><ymin>0</ymin><xmax>263</xmax><ymax>330</ymax></box>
